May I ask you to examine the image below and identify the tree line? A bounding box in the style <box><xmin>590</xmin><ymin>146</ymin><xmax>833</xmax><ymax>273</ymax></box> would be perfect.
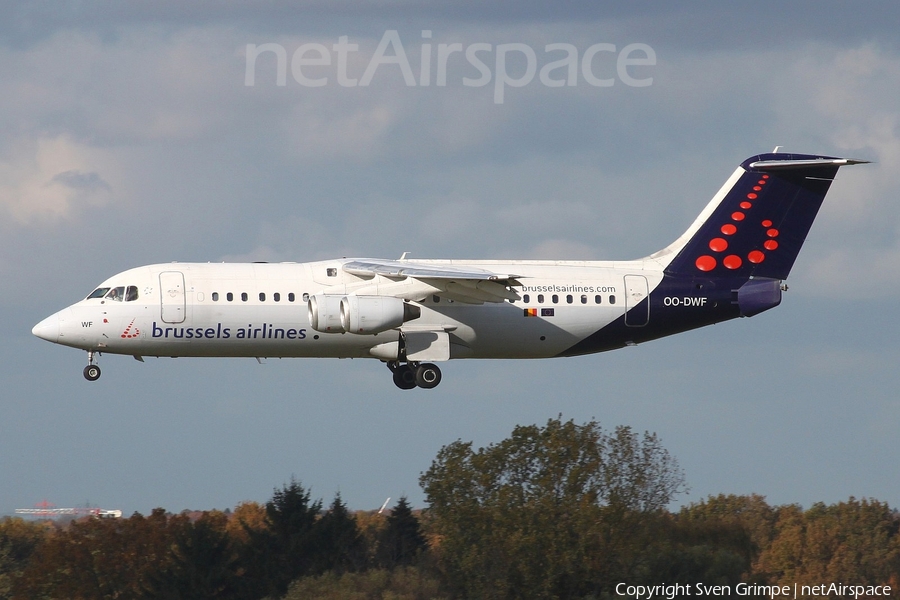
<box><xmin>1</xmin><ymin>417</ymin><xmax>898</xmax><ymax>599</ymax></box>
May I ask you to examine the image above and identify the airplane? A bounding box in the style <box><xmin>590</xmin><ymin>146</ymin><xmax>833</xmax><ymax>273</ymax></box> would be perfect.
<box><xmin>32</xmin><ymin>151</ymin><xmax>868</xmax><ymax>389</ymax></box>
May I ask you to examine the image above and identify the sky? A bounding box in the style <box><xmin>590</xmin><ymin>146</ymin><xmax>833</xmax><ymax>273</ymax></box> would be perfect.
<box><xmin>2</xmin><ymin>1</ymin><xmax>899</xmax><ymax>517</ymax></box>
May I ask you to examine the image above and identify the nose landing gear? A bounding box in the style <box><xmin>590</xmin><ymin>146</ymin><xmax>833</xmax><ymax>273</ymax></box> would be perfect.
<box><xmin>387</xmin><ymin>361</ymin><xmax>442</xmax><ymax>390</ymax></box>
<box><xmin>83</xmin><ymin>351</ymin><xmax>101</xmax><ymax>381</ymax></box>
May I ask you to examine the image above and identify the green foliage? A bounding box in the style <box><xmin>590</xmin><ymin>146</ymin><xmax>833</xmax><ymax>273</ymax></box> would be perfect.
<box><xmin>678</xmin><ymin>493</ymin><xmax>779</xmax><ymax>554</ymax></box>
<box><xmin>419</xmin><ymin>416</ymin><xmax>687</xmax><ymax>599</ymax></box>
<box><xmin>242</xmin><ymin>478</ymin><xmax>324</xmax><ymax>598</ymax></box>
<box><xmin>644</xmin><ymin>511</ymin><xmax>755</xmax><ymax>585</ymax></box>
<box><xmin>313</xmin><ymin>493</ymin><xmax>368</xmax><ymax>575</ymax></box>
<box><xmin>141</xmin><ymin>511</ymin><xmax>243</xmax><ymax>599</ymax></box>
<box><xmin>0</xmin><ymin>518</ymin><xmax>45</xmax><ymax>600</ymax></box>
<box><xmin>281</xmin><ymin>566</ymin><xmax>446</xmax><ymax>600</ymax></box>
<box><xmin>377</xmin><ymin>497</ymin><xmax>427</xmax><ymax>569</ymax></box>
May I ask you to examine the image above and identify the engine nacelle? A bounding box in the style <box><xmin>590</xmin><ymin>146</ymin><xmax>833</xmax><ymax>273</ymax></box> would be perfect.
<box><xmin>308</xmin><ymin>294</ymin><xmax>345</xmax><ymax>333</ymax></box>
<box><xmin>340</xmin><ymin>295</ymin><xmax>421</xmax><ymax>334</ymax></box>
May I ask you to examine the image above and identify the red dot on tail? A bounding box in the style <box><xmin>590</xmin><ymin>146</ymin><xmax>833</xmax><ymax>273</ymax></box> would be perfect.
<box><xmin>740</xmin><ymin>201</ymin><xmax>752</xmax><ymax>209</ymax></box>
<box><xmin>732</xmin><ymin>212</ymin><xmax>745</xmax><ymax>221</ymax></box>
<box><xmin>696</xmin><ymin>256</ymin><xmax>717</xmax><ymax>271</ymax></box>
<box><xmin>767</xmin><ymin>228</ymin><xmax>779</xmax><ymax>237</ymax></box>
<box><xmin>721</xmin><ymin>224</ymin><xmax>737</xmax><ymax>235</ymax></box>
<box><xmin>764</xmin><ymin>240</ymin><xmax>778</xmax><ymax>250</ymax></box>
<box><xmin>762</xmin><ymin>174</ymin><xmax>770</xmax><ymax>179</ymax></box>
<box><xmin>723</xmin><ymin>255</ymin><xmax>743</xmax><ymax>269</ymax></box>
<box><xmin>748</xmin><ymin>250</ymin><xmax>765</xmax><ymax>264</ymax></box>
<box><xmin>747</xmin><ymin>193</ymin><xmax>758</xmax><ymax>200</ymax></box>
<box><xmin>753</xmin><ymin>186</ymin><xmax>762</xmax><ymax>191</ymax></box>
<box><xmin>758</xmin><ymin>180</ymin><xmax>766</xmax><ymax>185</ymax></box>
<box><xmin>709</xmin><ymin>238</ymin><xmax>728</xmax><ymax>252</ymax></box>
<box><xmin>762</xmin><ymin>219</ymin><xmax>773</xmax><ymax>227</ymax></box>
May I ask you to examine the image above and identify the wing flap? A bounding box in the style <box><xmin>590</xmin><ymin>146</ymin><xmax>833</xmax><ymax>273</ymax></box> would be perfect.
<box><xmin>343</xmin><ymin>258</ymin><xmax>521</xmax><ymax>304</ymax></box>
<box><xmin>343</xmin><ymin>259</ymin><xmax>520</xmax><ymax>281</ymax></box>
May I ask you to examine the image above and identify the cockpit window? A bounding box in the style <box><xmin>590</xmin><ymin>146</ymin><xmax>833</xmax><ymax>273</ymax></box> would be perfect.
<box><xmin>105</xmin><ymin>287</ymin><xmax>125</xmax><ymax>302</ymax></box>
<box><xmin>87</xmin><ymin>287</ymin><xmax>110</xmax><ymax>299</ymax></box>
<box><xmin>125</xmin><ymin>286</ymin><xmax>139</xmax><ymax>301</ymax></box>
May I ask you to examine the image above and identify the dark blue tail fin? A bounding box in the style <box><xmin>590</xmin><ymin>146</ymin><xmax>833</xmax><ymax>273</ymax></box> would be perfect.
<box><xmin>658</xmin><ymin>152</ymin><xmax>868</xmax><ymax>280</ymax></box>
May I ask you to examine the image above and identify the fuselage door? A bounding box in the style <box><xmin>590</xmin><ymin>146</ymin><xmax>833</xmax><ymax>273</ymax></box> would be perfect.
<box><xmin>159</xmin><ymin>271</ymin><xmax>186</xmax><ymax>324</ymax></box>
<box><xmin>624</xmin><ymin>274</ymin><xmax>649</xmax><ymax>327</ymax></box>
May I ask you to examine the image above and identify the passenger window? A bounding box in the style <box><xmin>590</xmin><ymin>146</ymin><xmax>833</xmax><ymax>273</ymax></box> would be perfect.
<box><xmin>87</xmin><ymin>287</ymin><xmax>110</xmax><ymax>299</ymax></box>
<box><xmin>523</xmin><ymin>294</ymin><xmax>530</xmax><ymax>303</ymax></box>
<box><xmin>326</xmin><ymin>268</ymin><xmax>337</xmax><ymax>277</ymax></box>
<box><xmin>595</xmin><ymin>295</ymin><xmax>602</xmax><ymax>304</ymax></box>
<box><xmin>227</xmin><ymin>292</ymin><xmax>233</xmax><ymax>302</ymax></box>
<box><xmin>609</xmin><ymin>295</ymin><xmax>616</xmax><ymax>304</ymax></box>
<box><xmin>581</xmin><ymin>295</ymin><xmax>587</xmax><ymax>304</ymax></box>
<box><xmin>241</xmin><ymin>292</ymin><xmax>248</xmax><ymax>302</ymax></box>
<box><xmin>566</xmin><ymin>295</ymin><xmax>573</xmax><ymax>304</ymax></box>
<box><xmin>537</xmin><ymin>294</ymin><xmax>544</xmax><ymax>303</ymax></box>
<box><xmin>125</xmin><ymin>286</ymin><xmax>139</xmax><ymax>302</ymax></box>
<box><xmin>259</xmin><ymin>292</ymin><xmax>266</xmax><ymax>302</ymax></box>
<box><xmin>288</xmin><ymin>293</ymin><xmax>295</xmax><ymax>302</ymax></box>
<box><xmin>105</xmin><ymin>287</ymin><xmax>125</xmax><ymax>302</ymax></box>
<box><xmin>212</xmin><ymin>292</ymin><xmax>219</xmax><ymax>301</ymax></box>
<box><xmin>302</xmin><ymin>292</ymin><xmax>310</xmax><ymax>302</ymax></box>
<box><xmin>552</xmin><ymin>294</ymin><xmax>559</xmax><ymax>304</ymax></box>
<box><xmin>274</xmin><ymin>292</ymin><xmax>280</xmax><ymax>302</ymax></box>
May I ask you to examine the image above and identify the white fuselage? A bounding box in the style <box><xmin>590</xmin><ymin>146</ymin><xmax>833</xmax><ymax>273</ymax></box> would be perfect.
<box><xmin>37</xmin><ymin>259</ymin><xmax>662</xmax><ymax>361</ymax></box>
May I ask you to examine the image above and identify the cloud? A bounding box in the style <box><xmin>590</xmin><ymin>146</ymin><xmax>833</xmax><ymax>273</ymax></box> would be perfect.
<box><xmin>0</xmin><ymin>135</ymin><xmax>114</xmax><ymax>222</ymax></box>
<box><xmin>51</xmin><ymin>170</ymin><xmax>112</xmax><ymax>193</ymax></box>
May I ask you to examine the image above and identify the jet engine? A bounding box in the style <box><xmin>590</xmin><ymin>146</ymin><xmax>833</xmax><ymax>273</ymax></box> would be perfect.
<box><xmin>308</xmin><ymin>294</ymin><xmax>345</xmax><ymax>332</ymax></box>
<box><xmin>340</xmin><ymin>295</ymin><xmax>421</xmax><ymax>334</ymax></box>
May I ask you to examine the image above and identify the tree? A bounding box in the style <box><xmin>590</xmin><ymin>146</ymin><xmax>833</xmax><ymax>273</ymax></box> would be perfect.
<box><xmin>0</xmin><ymin>518</ymin><xmax>46</xmax><ymax>600</ymax></box>
<box><xmin>14</xmin><ymin>509</ymin><xmax>179</xmax><ymax>599</ymax></box>
<box><xmin>312</xmin><ymin>493</ymin><xmax>368</xmax><ymax>575</ymax></box>
<box><xmin>757</xmin><ymin>497</ymin><xmax>900</xmax><ymax>585</ymax></box>
<box><xmin>377</xmin><ymin>497</ymin><xmax>426</xmax><ymax>568</ymax></box>
<box><xmin>641</xmin><ymin>497</ymin><xmax>773</xmax><ymax>586</ymax></box>
<box><xmin>141</xmin><ymin>511</ymin><xmax>242</xmax><ymax>600</ymax></box>
<box><xmin>241</xmin><ymin>478</ymin><xmax>322</xmax><ymax>598</ymax></box>
<box><xmin>280</xmin><ymin>567</ymin><xmax>446</xmax><ymax>600</ymax></box>
<box><xmin>227</xmin><ymin>501</ymin><xmax>267</xmax><ymax>546</ymax></box>
<box><xmin>419</xmin><ymin>416</ymin><xmax>686</xmax><ymax>599</ymax></box>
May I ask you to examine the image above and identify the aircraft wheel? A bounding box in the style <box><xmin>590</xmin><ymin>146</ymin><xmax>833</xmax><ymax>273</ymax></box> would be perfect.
<box><xmin>392</xmin><ymin>365</ymin><xmax>417</xmax><ymax>390</ymax></box>
<box><xmin>83</xmin><ymin>364</ymin><xmax>101</xmax><ymax>381</ymax></box>
<box><xmin>415</xmin><ymin>363</ymin><xmax>442</xmax><ymax>389</ymax></box>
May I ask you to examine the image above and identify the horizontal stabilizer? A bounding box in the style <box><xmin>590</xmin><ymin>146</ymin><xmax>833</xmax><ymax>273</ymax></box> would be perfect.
<box><xmin>748</xmin><ymin>157</ymin><xmax>871</xmax><ymax>170</ymax></box>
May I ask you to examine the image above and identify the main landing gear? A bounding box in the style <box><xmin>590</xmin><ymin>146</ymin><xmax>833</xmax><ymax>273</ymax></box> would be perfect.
<box><xmin>387</xmin><ymin>361</ymin><xmax>442</xmax><ymax>390</ymax></box>
<box><xmin>83</xmin><ymin>351</ymin><xmax>101</xmax><ymax>381</ymax></box>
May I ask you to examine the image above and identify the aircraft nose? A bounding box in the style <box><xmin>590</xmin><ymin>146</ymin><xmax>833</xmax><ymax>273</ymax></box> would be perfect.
<box><xmin>32</xmin><ymin>314</ymin><xmax>60</xmax><ymax>343</ymax></box>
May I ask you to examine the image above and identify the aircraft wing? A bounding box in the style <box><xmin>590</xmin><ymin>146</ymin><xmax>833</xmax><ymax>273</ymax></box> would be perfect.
<box><xmin>343</xmin><ymin>259</ymin><xmax>521</xmax><ymax>303</ymax></box>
